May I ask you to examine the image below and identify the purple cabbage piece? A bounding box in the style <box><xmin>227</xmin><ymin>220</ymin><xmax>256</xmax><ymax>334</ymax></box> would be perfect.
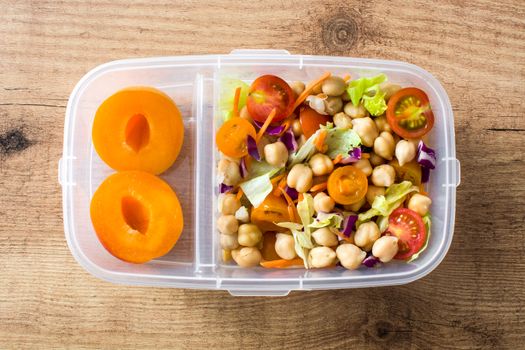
<box><xmin>340</xmin><ymin>147</ymin><xmax>362</xmax><ymax>164</ymax></box>
<box><xmin>341</xmin><ymin>215</ymin><xmax>358</xmax><ymax>237</ymax></box>
<box><xmin>421</xmin><ymin>166</ymin><xmax>430</xmax><ymax>183</ymax></box>
<box><xmin>284</xmin><ymin>186</ymin><xmax>298</xmax><ymax>201</ymax></box>
<box><xmin>253</xmin><ymin>120</ymin><xmax>284</xmax><ymax>136</ymax></box>
<box><xmin>417</xmin><ymin>140</ymin><xmax>436</xmax><ymax>169</ymax></box>
<box><xmin>247</xmin><ymin>135</ymin><xmax>261</xmax><ymax>161</ymax></box>
<box><xmin>219</xmin><ymin>183</ymin><xmax>233</xmax><ymax>193</ymax></box>
<box><xmin>362</xmin><ymin>255</ymin><xmax>381</xmax><ymax>268</ymax></box>
<box><xmin>253</xmin><ymin>120</ymin><xmax>264</xmax><ymax>128</ymax></box>
<box><xmin>239</xmin><ymin>157</ymin><xmax>248</xmax><ymax>178</ymax></box>
<box><xmin>279</xmin><ymin>127</ymin><xmax>298</xmax><ymax>152</ymax></box>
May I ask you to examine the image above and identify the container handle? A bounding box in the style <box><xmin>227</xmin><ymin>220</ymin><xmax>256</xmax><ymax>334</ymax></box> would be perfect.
<box><xmin>454</xmin><ymin>158</ymin><xmax>461</xmax><ymax>187</ymax></box>
<box><xmin>229</xmin><ymin>49</ymin><xmax>291</xmax><ymax>56</ymax></box>
<box><xmin>228</xmin><ymin>289</ymin><xmax>291</xmax><ymax>297</ymax></box>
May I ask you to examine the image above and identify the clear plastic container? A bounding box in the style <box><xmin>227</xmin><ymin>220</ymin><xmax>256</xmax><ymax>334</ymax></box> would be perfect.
<box><xmin>59</xmin><ymin>49</ymin><xmax>460</xmax><ymax>296</ymax></box>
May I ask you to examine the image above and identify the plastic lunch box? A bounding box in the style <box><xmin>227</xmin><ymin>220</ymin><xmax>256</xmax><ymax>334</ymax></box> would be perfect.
<box><xmin>59</xmin><ymin>49</ymin><xmax>460</xmax><ymax>296</ymax></box>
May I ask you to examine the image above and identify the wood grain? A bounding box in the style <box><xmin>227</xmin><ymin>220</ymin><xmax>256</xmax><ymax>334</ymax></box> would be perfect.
<box><xmin>1</xmin><ymin>0</ymin><xmax>524</xmax><ymax>349</ymax></box>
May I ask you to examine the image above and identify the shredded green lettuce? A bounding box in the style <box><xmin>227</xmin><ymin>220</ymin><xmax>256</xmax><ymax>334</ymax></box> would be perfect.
<box><xmin>346</xmin><ymin>73</ymin><xmax>388</xmax><ymax>116</ymax></box>
<box><xmin>219</xmin><ymin>78</ymin><xmax>249</xmax><ymax>121</ymax></box>
<box><xmin>309</xmin><ymin>212</ymin><xmax>343</xmax><ymax>229</ymax></box>
<box><xmin>358</xmin><ymin>181</ymin><xmax>419</xmax><ymax>224</ymax></box>
<box><xmin>297</xmin><ymin>193</ymin><xmax>315</xmax><ymax>236</ymax></box>
<box><xmin>248</xmin><ymin>160</ymin><xmax>281</xmax><ymax>179</ymax></box>
<box><xmin>324</xmin><ymin>127</ymin><xmax>361</xmax><ymax>159</ymax></box>
<box><xmin>408</xmin><ymin>214</ymin><xmax>431</xmax><ymax>262</ymax></box>
<box><xmin>276</xmin><ymin>222</ymin><xmax>303</xmax><ymax>231</ymax></box>
<box><xmin>239</xmin><ymin>169</ymin><xmax>279</xmax><ymax>208</ymax></box>
<box><xmin>376</xmin><ymin>215</ymin><xmax>389</xmax><ymax>233</ymax></box>
<box><xmin>276</xmin><ymin>220</ymin><xmax>313</xmax><ymax>269</ymax></box>
<box><xmin>289</xmin><ymin>129</ymin><xmax>321</xmax><ymax>166</ymax></box>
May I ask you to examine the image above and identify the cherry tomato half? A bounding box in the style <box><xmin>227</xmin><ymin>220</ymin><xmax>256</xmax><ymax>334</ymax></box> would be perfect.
<box><xmin>387</xmin><ymin>88</ymin><xmax>434</xmax><ymax>139</ymax></box>
<box><xmin>327</xmin><ymin>166</ymin><xmax>368</xmax><ymax>205</ymax></box>
<box><xmin>299</xmin><ymin>106</ymin><xmax>331</xmax><ymax>139</ymax></box>
<box><xmin>246</xmin><ymin>75</ymin><xmax>296</xmax><ymax>123</ymax></box>
<box><xmin>250</xmin><ymin>194</ymin><xmax>291</xmax><ymax>232</ymax></box>
<box><xmin>386</xmin><ymin>208</ymin><xmax>427</xmax><ymax>260</ymax></box>
<box><xmin>389</xmin><ymin>159</ymin><xmax>422</xmax><ymax>185</ymax></box>
<box><xmin>216</xmin><ymin>117</ymin><xmax>256</xmax><ymax>158</ymax></box>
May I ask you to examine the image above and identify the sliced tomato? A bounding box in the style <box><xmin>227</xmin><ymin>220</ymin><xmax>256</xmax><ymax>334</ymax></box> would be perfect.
<box><xmin>250</xmin><ymin>194</ymin><xmax>290</xmax><ymax>232</ymax></box>
<box><xmin>386</xmin><ymin>208</ymin><xmax>427</xmax><ymax>260</ymax></box>
<box><xmin>299</xmin><ymin>106</ymin><xmax>331</xmax><ymax>138</ymax></box>
<box><xmin>246</xmin><ymin>75</ymin><xmax>295</xmax><ymax>123</ymax></box>
<box><xmin>216</xmin><ymin>117</ymin><xmax>256</xmax><ymax>158</ymax></box>
<box><xmin>387</xmin><ymin>88</ymin><xmax>434</xmax><ymax>139</ymax></box>
<box><xmin>327</xmin><ymin>166</ymin><xmax>368</xmax><ymax>205</ymax></box>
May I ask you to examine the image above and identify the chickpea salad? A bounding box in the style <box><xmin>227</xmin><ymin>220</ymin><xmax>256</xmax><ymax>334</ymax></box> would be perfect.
<box><xmin>215</xmin><ymin>72</ymin><xmax>436</xmax><ymax>269</ymax></box>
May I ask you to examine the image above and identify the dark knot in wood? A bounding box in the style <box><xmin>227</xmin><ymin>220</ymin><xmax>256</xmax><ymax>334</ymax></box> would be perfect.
<box><xmin>0</xmin><ymin>129</ymin><xmax>31</xmax><ymax>157</ymax></box>
<box><xmin>321</xmin><ymin>15</ymin><xmax>359</xmax><ymax>51</ymax></box>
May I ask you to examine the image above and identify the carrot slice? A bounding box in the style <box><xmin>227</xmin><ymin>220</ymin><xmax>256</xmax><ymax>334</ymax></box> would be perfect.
<box><xmin>260</xmin><ymin>258</ymin><xmax>304</xmax><ymax>269</ymax></box>
<box><xmin>256</xmin><ymin>108</ymin><xmax>277</xmax><ymax>143</ymax></box>
<box><xmin>292</xmin><ymin>72</ymin><xmax>331</xmax><ymax>111</ymax></box>
<box><xmin>273</xmin><ymin>175</ymin><xmax>288</xmax><ymax>197</ymax></box>
<box><xmin>315</xmin><ymin>129</ymin><xmax>328</xmax><ymax>152</ymax></box>
<box><xmin>310</xmin><ymin>182</ymin><xmax>327</xmax><ymax>192</ymax></box>
<box><xmin>333</xmin><ymin>154</ymin><xmax>343</xmax><ymax>165</ymax></box>
<box><xmin>236</xmin><ymin>188</ymin><xmax>244</xmax><ymax>200</ymax></box>
<box><xmin>232</xmin><ymin>87</ymin><xmax>241</xmax><ymax>118</ymax></box>
<box><xmin>279</xmin><ymin>187</ymin><xmax>298</xmax><ymax>223</ymax></box>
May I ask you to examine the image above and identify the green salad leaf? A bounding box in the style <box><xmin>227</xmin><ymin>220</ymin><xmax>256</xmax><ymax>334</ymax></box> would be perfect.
<box><xmin>346</xmin><ymin>73</ymin><xmax>388</xmax><ymax>116</ymax></box>
<box><xmin>248</xmin><ymin>160</ymin><xmax>281</xmax><ymax>179</ymax></box>
<box><xmin>239</xmin><ymin>169</ymin><xmax>279</xmax><ymax>208</ymax></box>
<box><xmin>358</xmin><ymin>181</ymin><xmax>419</xmax><ymax>224</ymax></box>
<box><xmin>309</xmin><ymin>212</ymin><xmax>344</xmax><ymax>229</ymax></box>
<box><xmin>363</xmin><ymin>90</ymin><xmax>388</xmax><ymax>116</ymax></box>
<box><xmin>289</xmin><ymin>129</ymin><xmax>321</xmax><ymax>166</ymax></box>
<box><xmin>297</xmin><ymin>193</ymin><xmax>315</xmax><ymax>235</ymax></box>
<box><xmin>324</xmin><ymin>127</ymin><xmax>361</xmax><ymax>159</ymax></box>
<box><xmin>408</xmin><ymin>214</ymin><xmax>431</xmax><ymax>262</ymax></box>
<box><xmin>219</xmin><ymin>78</ymin><xmax>249</xmax><ymax>121</ymax></box>
<box><xmin>276</xmin><ymin>222</ymin><xmax>303</xmax><ymax>231</ymax></box>
<box><xmin>276</xmin><ymin>220</ymin><xmax>313</xmax><ymax>269</ymax></box>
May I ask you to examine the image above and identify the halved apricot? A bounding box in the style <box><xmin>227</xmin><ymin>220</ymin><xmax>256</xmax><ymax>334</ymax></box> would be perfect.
<box><xmin>92</xmin><ymin>87</ymin><xmax>184</xmax><ymax>174</ymax></box>
<box><xmin>90</xmin><ymin>171</ymin><xmax>184</xmax><ymax>263</ymax></box>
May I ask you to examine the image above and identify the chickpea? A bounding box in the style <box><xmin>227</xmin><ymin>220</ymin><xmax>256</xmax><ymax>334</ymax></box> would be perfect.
<box><xmin>344</xmin><ymin>197</ymin><xmax>366</xmax><ymax>212</ymax></box>
<box><xmin>220</xmin><ymin>233</ymin><xmax>239</xmax><ymax>250</ymax></box>
<box><xmin>218</xmin><ymin>159</ymin><xmax>241</xmax><ymax>186</ymax></box>
<box><xmin>275</xmin><ymin>233</ymin><xmax>296</xmax><ymax>260</ymax></box>
<box><xmin>366</xmin><ymin>186</ymin><xmax>385</xmax><ymax>206</ymax></box>
<box><xmin>218</xmin><ymin>193</ymin><xmax>241</xmax><ymax>215</ymax></box>
<box><xmin>222</xmin><ymin>249</ymin><xmax>232</xmax><ymax>262</ymax></box>
<box><xmin>371</xmin><ymin>164</ymin><xmax>396</xmax><ymax>187</ymax></box>
<box><xmin>353</xmin><ymin>159</ymin><xmax>373</xmax><ymax>177</ymax></box>
<box><xmin>373</xmin><ymin>131</ymin><xmax>395</xmax><ymax>160</ymax></box>
<box><xmin>374</xmin><ymin>116</ymin><xmax>391</xmax><ymax>133</ymax></box>
<box><xmin>217</xmin><ymin>215</ymin><xmax>238</xmax><ymax>235</ymax></box>
<box><xmin>309</xmin><ymin>153</ymin><xmax>334</xmax><ymax>176</ymax></box>
<box><xmin>234</xmin><ymin>206</ymin><xmax>250</xmax><ymax>223</ymax></box>
<box><xmin>312</xmin><ymin>227</ymin><xmax>338</xmax><ymax>246</ymax></box>
<box><xmin>408</xmin><ymin>193</ymin><xmax>432</xmax><ymax>216</ymax></box>
<box><xmin>352</xmin><ymin>117</ymin><xmax>378</xmax><ymax>147</ymax></box>
<box><xmin>239</xmin><ymin>105</ymin><xmax>252</xmax><ymax>122</ymax></box>
<box><xmin>322</xmin><ymin>76</ymin><xmax>347</xmax><ymax>96</ymax></box>
<box><xmin>324</xmin><ymin>96</ymin><xmax>343</xmax><ymax>115</ymax></box>
<box><xmin>287</xmin><ymin>164</ymin><xmax>313</xmax><ymax>193</ymax></box>
<box><xmin>308</xmin><ymin>246</ymin><xmax>337</xmax><ymax>268</ymax></box>
<box><xmin>237</xmin><ymin>224</ymin><xmax>263</xmax><ymax>247</ymax></box>
<box><xmin>372</xmin><ymin>236</ymin><xmax>399</xmax><ymax>262</ymax></box>
<box><xmin>290</xmin><ymin>81</ymin><xmax>305</xmax><ymax>97</ymax></box>
<box><xmin>343</xmin><ymin>102</ymin><xmax>368</xmax><ymax>119</ymax></box>
<box><xmin>313</xmin><ymin>192</ymin><xmax>335</xmax><ymax>213</ymax></box>
<box><xmin>395</xmin><ymin>140</ymin><xmax>417</xmax><ymax>166</ymax></box>
<box><xmin>306</xmin><ymin>95</ymin><xmax>328</xmax><ymax>115</ymax></box>
<box><xmin>369</xmin><ymin>152</ymin><xmax>385</xmax><ymax>167</ymax></box>
<box><xmin>354</xmin><ymin>221</ymin><xmax>380</xmax><ymax>249</ymax></box>
<box><xmin>336</xmin><ymin>244</ymin><xmax>366</xmax><ymax>270</ymax></box>
<box><xmin>264</xmin><ymin>141</ymin><xmax>288</xmax><ymax>168</ymax></box>
<box><xmin>231</xmin><ymin>247</ymin><xmax>262</xmax><ymax>267</ymax></box>
<box><xmin>333</xmin><ymin>112</ymin><xmax>352</xmax><ymax>129</ymax></box>
<box><xmin>379</xmin><ymin>82</ymin><xmax>402</xmax><ymax>101</ymax></box>
<box><xmin>292</xmin><ymin>118</ymin><xmax>303</xmax><ymax>137</ymax></box>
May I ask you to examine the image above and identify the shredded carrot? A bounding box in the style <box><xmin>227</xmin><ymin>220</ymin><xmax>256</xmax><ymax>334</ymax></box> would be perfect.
<box><xmin>292</xmin><ymin>72</ymin><xmax>331</xmax><ymax>111</ymax></box>
<box><xmin>256</xmin><ymin>108</ymin><xmax>277</xmax><ymax>143</ymax></box>
<box><xmin>315</xmin><ymin>129</ymin><xmax>328</xmax><ymax>152</ymax></box>
<box><xmin>310</xmin><ymin>182</ymin><xmax>327</xmax><ymax>192</ymax></box>
<box><xmin>279</xmin><ymin>187</ymin><xmax>298</xmax><ymax>223</ymax></box>
<box><xmin>298</xmin><ymin>193</ymin><xmax>304</xmax><ymax>203</ymax></box>
<box><xmin>343</xmin><ymin>74</ymin><xmax>351</xmax><ymax>82</ymax></box>
<box><xmin>260</xmin><ymin>258</ymin><xmax>304</xmax><ymax>269</ymax></box>
<box><xmin>232</xmin><ymin>87</ymin><xmax>241</xmax><ymax>118</ymax></box>
<box><xmin>280</xmin><ymin>118</ymin><xmax>292</xmax><ymax>134</ymax></box>
<box><xmin>270</xmin><ymin>173</ymin><xmax>285</xmax><ymax>187</ymax></box>
<box><xmin>244</xmin><ymin>155</ymin><xmax>252</xmax><ymax>170</ymax></box>
<box><xmin>236</xmin><ymin>188</ymin><xmax>244</xmax><ymax>200</ymax></box>
<box><xmin>333</xmin><ymin>154</ymin><xmax>343</xmax><ymax>165</ymax></box>
<box><xmin>419</xmin><ymin>184</ymin><xmax>429</xmax><ymax>196</ymax></box>
<box><xmin>362</xmin><ymin>153</ymin><xmax>370</xmax><ymax>159</ymax></box>
<box><xmin>273</xmin><ymin>175</ymin><xmax>288</xmax><ymax>197</ymax></box>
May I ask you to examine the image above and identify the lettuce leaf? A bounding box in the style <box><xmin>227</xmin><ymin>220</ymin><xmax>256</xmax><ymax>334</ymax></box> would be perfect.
<box><xmin>408</xmin><ymin>214</ymin><xmax>431</xmax><ymax>262</ymax></box>
<box><xmin>346</xmin><ymin>74</ymin><xmax>387</xmax><ymax>107</ymax></box>
<box><xmin>363</xmin><ymin>90</ymin><xmax>387</xmax><ymax>116</ymax></box>
<box><xmin>289</xmin><ymin>129</ymin><xmax>321</xmax><ymax>166</ymax></box>
<box><xmin>219</xmin><ymin>78</ymin><xmax>249</xmax><ymax>121</ymax></box>
<box><xmin>276</xmin><ymin>221</ymin><xmax>312</xmax><ymax>269</ymax></box>
<box><xmin>239</xmin><ymin>169</ymin><xmax>279</xmax><ymax>208</ymax></box>
<box><xmin>309</xmin><ymin>212</ymin><xmax>344</xmax><ymax>229</ymax></box>
<box><xmin>276</xmin><ymin>222</ymin><xmax>303</xmax><ymax>231</ymax></box>
<box><xmin>324</xmin><ymin>128</ymin><xmax>361</xmax><ymax>159</ymax></box>
<box><xmin>297</xmin><ymin>193</ymin><xmax>315</xmax><ymax>235</ymax></box>
<box><xmin>248</xmin><ymin>160</ymin><xmax>281</xmax><ymax>179</ymax></box>
<box><xmin>357</xmin><ymin>181</ymin><xmax>419</xmax><ymax>224</ymax></box>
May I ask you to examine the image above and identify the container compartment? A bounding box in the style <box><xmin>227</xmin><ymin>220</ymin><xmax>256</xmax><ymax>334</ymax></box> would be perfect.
<box><xmin>61</xmin><ymin>50</ymin><xmax>459</xmax><ymax>294</ymax></box>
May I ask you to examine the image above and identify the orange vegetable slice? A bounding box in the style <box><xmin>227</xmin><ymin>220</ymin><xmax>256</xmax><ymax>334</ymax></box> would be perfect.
<box><xmin>327</xmin><ymin>166</ymin><xmax>368</xmax><ymax>205</ymax></box>
<box><xmin>216</xmin><ymin>117</ymin><xmax>257</xmax><ymax>158</ymax></box>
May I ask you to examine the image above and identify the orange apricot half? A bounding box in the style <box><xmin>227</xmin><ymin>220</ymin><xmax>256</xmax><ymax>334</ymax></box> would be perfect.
<box><xmin>90</xmin><ymin>171</ymin><xmax>184</xmax><ymax>263</ymax></box>
<box><xmin>92</xmin><ymin>87</ymin><xmax>184</xmax><ymax>174</ymax></box>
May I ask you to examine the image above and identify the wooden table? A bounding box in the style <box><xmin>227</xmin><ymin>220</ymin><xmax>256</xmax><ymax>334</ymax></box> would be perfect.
<box><xmin>1</xmin><ymin>1</ymin><xmax>523</xmax><ymax>348</ymax></box>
